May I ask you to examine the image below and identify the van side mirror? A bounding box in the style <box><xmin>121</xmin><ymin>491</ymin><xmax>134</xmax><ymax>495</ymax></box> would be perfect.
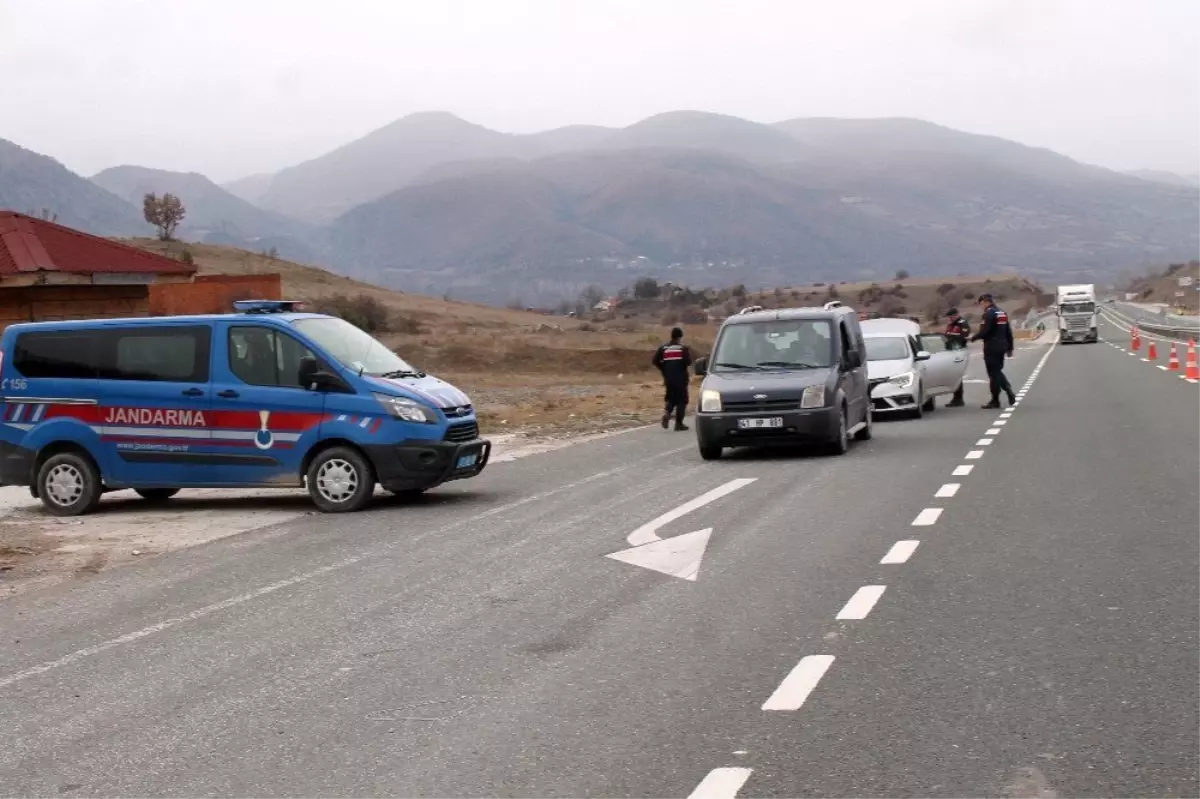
<box><xmin>693</xmin><ymin>356</ymin><xmax>708</xmax><ymax>376</ymax></box>
<box><xmin>915</xmin><ymin>350</ymin><xmax>932</xmax><ymax>362</ymax></box>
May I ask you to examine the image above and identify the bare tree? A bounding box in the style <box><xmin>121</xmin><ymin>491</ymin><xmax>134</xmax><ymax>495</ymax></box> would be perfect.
<box><xmin>143</xmin><ymin>193</ymin><xmax>186</xmax><ymax>241</ymax></box>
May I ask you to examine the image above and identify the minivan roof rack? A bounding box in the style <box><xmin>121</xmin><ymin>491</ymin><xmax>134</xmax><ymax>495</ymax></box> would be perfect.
<box><xmin>233</xmin><ymin>299</ymin><xmax>306</xmax><ymax>314</ymax></box>
<box><xmin>738</xmin><ymin>305</ymin><xmax>765</xmax><ymax>315</ymax></box>
<box><xmin>822</xmin><ymin>300</ymin><xmax>843</xmax><ymax>310</ymax></box>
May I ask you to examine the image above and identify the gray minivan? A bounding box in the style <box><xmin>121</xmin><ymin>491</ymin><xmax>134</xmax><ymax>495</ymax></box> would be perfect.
<box><xmin>692</xmin><ymin>303</ymin><xmax>872</xmax><ymax>460</ymax></box>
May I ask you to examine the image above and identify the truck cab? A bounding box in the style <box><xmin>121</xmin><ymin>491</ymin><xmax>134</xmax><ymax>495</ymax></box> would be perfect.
<box><xmin>1056</xmin><ymin>284</ymin><xmax>1099</xmax><ymax>343</ymax></box>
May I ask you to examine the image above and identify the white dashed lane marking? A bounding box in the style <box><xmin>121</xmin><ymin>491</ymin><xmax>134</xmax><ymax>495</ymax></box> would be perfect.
<box><xmin>935</xmin><ymin>483</ymin><xmax>960</xmax><ymax>498</ymax></box>
<box><xmin>965</xmin><ymin>450</ymin><xmax>984</xmax><ymax>460</ymax></box>
<box><xmin>911</xmin><ymin>508</ymin><xmax>943</xmax><ymax>526</ymax></box>
<box><xmin>762</xmin><ymin>656</ymin><xmax>836</xmax><ymax>711</ymax></box>
<box><xmin>688</xmin><ymin>768</ymin><xmax>753</xmax><ymax>799</ymax></box>
<box><xmin>881</xmin><ymin>540</ymin><xmax>920</xmax><ymax>564</ymax></box>
<box><xmin>977</xmin><ymin>438</ymin><xmax>994</xmax><ymax>446</ymax></box>
<box><xmin>836</xmin><ymin>585</ymin><xmax>887</xmax><ymax>620</ymax></box>
<box><xmin>952</xmin><ymin>464</ymin><xmax>974</xmax><ymax>476</ymax></box>
<box><xmin>986</xmin><ymin>428</ymin><xmax>1001</xmax><ymax>435</ymax></box>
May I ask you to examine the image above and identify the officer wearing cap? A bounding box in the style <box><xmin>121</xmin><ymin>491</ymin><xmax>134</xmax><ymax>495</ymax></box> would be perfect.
<box><xmin>943</xmin><ymin>308</ymin><xmax>970</xmax><ymax>407</ymax></box>
<box><xmin>970</xmin><ymin>293</ymin><xmax>1016</xmax><ymax>408</ymax></box>
<box><xmin>652</xmin><ymin>326</ymin><xmax>693</xmax><ymax>431</ymax></box>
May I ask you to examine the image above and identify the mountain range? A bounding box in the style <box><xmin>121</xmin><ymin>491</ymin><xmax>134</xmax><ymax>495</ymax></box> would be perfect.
<box><xmin>2</xmin><ymin>110</ymin><xmax>1197</xmax><ymax>305</ymax></box>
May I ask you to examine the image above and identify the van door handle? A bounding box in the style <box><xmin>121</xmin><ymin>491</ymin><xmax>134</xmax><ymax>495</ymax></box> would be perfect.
<box><xmin>217</xmin><ymin>390</ymin><xmax>240</xmax><ymax>399</ymax></box>
<box><xmin>181</xmin><ymin>388</ymin><xmax>204</xmax><ymax>397</ymax></box>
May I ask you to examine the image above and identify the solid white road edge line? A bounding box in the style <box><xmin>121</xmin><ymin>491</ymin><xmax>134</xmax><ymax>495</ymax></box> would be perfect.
<box><xmin>836</xmin><ymin>585</ymin><xmax>887</xmax><ymax>620</ymax></box>
<box><xmin>952</xmin><ymin>465</ymin><xmax>974</xmax><ymax>476</ymax></box>
<box><xmin>935</xmin><ymin>483</ymin><xmax>960</xmax><ymax>498</ymax></box>
<box><xmin>912</xmin><ymin>508</ymin><xmax>943</xmax><ymax>526</ymax></box>
<box><xmin>626</xmin><ymin>477</ymin><xmax>757</xmax><ymax>546</ymax></box>
<box><xmin>881</xmin><ymin>540</ymin><xmax>920</xmax><ymax>564</ymax></box>
<box><xmin>688</xmin><ymin>768</ymin><xmax>753</xmax><ymax>799</ymax></box>
<box><xmin>762</xmin><ymin>655</ymin><xmax>835</xmax><ymax>711</ymax></box>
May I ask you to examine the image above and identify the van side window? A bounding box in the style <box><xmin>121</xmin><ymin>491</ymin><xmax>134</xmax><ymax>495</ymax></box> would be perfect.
<box><xmin>13</xmin><ymin>332</ymin><xmax>97</xmax><ymax>379</ymax></box>
<box><xmin>99</xmin><ymin>326</ymin><xmax>210</xmax><ymax>383</ymax></box>
<box><xmin>229</xmin><ymin>327</ymin><xmax>319</xmax><ymax>389</ymax></box>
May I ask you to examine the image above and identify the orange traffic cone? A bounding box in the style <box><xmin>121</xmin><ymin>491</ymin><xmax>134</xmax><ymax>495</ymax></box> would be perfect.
<box><xmin>1167</xmin><ymin>343</ymin><xmax>1181</xmax><ymax>371</ymax></box>
<box><xmin>1132</xmin><ymin>326</ymin><xmax>1141</xmax><ymax>351</ymax></box>
<box><xmin>1186</xmin><ymin>340</ymin><xmax>1200</xmax><ymax>380</ymax></box>
<box><xmin>1147</xmin><ymin>340</ymin><xmax>1158</xmax><ymax>360</ymax></box>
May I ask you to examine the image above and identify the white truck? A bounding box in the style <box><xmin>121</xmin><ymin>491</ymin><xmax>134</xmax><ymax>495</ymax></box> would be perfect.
<box><xmin>1056</xmin><ymin>284</ymin><xmax>1099</xmax><ymax>343</ymax></box>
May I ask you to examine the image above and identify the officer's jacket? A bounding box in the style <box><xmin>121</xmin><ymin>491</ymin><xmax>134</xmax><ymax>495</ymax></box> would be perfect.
<box><xmin>653</xmin><ymin>342</ymin><xmax>693</xmax><ymax>382</ymax></box>
<box><xmin>972</xmin><ymin>305</ymin><xmax>1014</xmax><ymax>354</ymax></box>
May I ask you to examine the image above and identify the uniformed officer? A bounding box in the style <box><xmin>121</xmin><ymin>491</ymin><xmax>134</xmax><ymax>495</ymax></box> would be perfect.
<box><xmin>970</xmin><ymin>293</ymin><xmax>1016</xmax><ymax>408</ymax></box>
<box><xmin>652</xmin><ymin>327</ymin><xmax>694</xmax><ymax>431</ymax></box>
<box><xmin>943</xmin><ymin>307</ymin><xmax>970</xmax><ymax>407</ymax></box>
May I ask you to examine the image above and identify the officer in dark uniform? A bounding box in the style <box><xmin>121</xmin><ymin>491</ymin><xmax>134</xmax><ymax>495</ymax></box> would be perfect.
<box><xmin>943</xmin><ymin>307</ymin><xmax>970</xmax><ymax>407</ymax></box>
<box><xmin>652</xmin><ymin>327</ymin><xmax>693</xmax><ymax>431</ymax></box>
<box><xmin>970</xmin><ymin>293</ymin><xmax>1016</xmax><ymax>408</ymax></box>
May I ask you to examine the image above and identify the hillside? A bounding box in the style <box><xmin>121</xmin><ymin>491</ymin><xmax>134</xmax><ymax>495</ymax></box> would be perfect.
<box><xmin>0</xmin><ymin>138</ymin><xmax>148</xmax><ymax>236</ymax></box>
<box><xmin>94</xmin><ymin>166</ymin><xmax>320</xmax><ymax>261</ymax></box>
<box><xmin>1126</xmin><ymin>260</ymin><xmax>1200</xmax><ymax>311</ymax></box>
<box><xmin>1125</xmin><ymin>169</ymin><xmax>1200</xmax><ymax>188</ymax></box>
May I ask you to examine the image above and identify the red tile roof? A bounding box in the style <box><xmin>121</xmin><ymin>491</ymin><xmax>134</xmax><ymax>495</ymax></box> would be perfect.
<box><xmin>0</xmin><ymin>212</ymin><xmax>195</xmax><ymax>278</ymax></box>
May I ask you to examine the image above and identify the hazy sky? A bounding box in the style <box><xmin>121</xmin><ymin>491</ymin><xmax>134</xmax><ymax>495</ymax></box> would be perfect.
<box><xmin>2</xmin><ymin>0</ymin><xmax>1197</xmax><ymax>182</ymax></box>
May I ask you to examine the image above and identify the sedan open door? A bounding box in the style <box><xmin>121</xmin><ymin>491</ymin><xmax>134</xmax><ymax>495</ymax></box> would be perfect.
<box><xmin>917</xmin><ymin>333</ymin><xmax>969</xmax><ymax>395</ymax></box>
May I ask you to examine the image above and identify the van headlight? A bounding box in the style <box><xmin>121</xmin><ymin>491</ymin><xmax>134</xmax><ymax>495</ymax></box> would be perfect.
<box><xmin>889</xmin><ymin>371</ymin><xmax>915</xmax><ymax>389</ymax></box>
<box><xmin>800</xmin><ymin>385</ymin><xmax>825</xmax><ymax>409</ymax></box>
<box><xmin>373</xmin><ymin>393</ymin><xmax>435</xmax><ymax>423</ymax></box>
<box><xmin>700</xmin><ymin>389</ymin><xmax>722</xmax><ymax>413</ymax></box>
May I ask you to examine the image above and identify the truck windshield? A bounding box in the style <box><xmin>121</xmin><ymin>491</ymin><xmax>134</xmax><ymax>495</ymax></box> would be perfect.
<box><xmin>865</xmin><ymin>336</ymin><xmax>911</xmax><ymax>361</ymax></box>
<box><xmin>712</xmin><ymin>319</ymin><xmax>833</xmax><ymax>370</ymax></box>
<box><xmin>1061</xmin><ymin>302</ymin><xmax>1095</xmax><ymax>314</ymax></box>
<box><xmin>291</xmin><ymin>317</ymin><xmax>420</xmax><ymax>376</ymax></box>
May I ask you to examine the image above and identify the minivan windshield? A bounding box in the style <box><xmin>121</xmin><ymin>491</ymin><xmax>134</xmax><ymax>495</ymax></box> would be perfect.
<box><xmin>291</xmin><ymin>317</ymin><xmax>422</xmax><ymax>377</ymax></box>
<box><xmin>865</xmin><ymin>336</ymin><xmax>912</xmax><ymax>362</ymax></box>
<box><xmin>711</xmin><ymin>319</ymin><xmax>833</xmax><ymax>370</ymax></box>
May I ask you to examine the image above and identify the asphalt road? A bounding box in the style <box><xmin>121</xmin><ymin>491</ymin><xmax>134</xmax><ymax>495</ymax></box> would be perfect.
<box><xmin>1</xmin><ymin>327</ymin><xmax>1196</xmax><ymax>798</ymax></box>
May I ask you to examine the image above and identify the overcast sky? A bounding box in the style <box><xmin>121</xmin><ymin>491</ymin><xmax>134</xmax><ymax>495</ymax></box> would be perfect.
<box><xmin>1</xmin><ymin>0</ymin><xmax>1197</xmax><ymax>182</ymax></box>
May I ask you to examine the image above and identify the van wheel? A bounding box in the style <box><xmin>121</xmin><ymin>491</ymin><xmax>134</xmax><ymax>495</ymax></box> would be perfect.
<box><xmin>699</xmin><ymin>445</ymin><xmax>723</xmax><ymax>461</ymax></box>
<box><xmin>854</xmin><ymin>405</ymin><xmax>873</xmax><ymax>441</ymax></box>
<box><xmin>37</xmin><ymin>452</ymin><xmax>103</xmax><ymax>517</ymax></box>
<box><xmin>828</xmin><ymin>406</ymin><xmax>850</xmax><ymax>455</ymax></box>
<box><xmin>135</xmin><ymin>488</ymin><xmax>179</xmax><ymax>503</ymax></box>
<box><xmin>307</xmin><ymin>446</ymin><xmax>374</xmax><ymax>513</ymax></box>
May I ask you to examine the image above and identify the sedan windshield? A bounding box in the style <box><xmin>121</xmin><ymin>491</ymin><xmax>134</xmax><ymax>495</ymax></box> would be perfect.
<box><xmin>291</xmin><ymin>317</ymin><xmax>421</xmax><ymax>377</ymax></box>
<box><xmin>712</xmin><ymin>319</ymin><xmax>833</xmax><ymax>370</ymax></box>
<box><xmin>865</xmin><ymin>336</ymin><xmax>911</xmax><ymax>362</ymax></box>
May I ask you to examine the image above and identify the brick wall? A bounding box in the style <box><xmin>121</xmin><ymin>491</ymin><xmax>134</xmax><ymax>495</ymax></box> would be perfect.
<box><xmin>149</xmin><ymin>273</ymin><xmax>282</xmax><ymax>316</ymax></box>
<box><xmin>0</xmin><ymin>285</ymin><xmax>150</xmax><ymax>332</ymax></box>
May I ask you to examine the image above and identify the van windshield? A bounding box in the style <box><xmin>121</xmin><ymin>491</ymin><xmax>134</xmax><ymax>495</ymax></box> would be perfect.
<box><xmin>291</xmin><ymin>317</ymin><xmax>422</xmax><ymax>377</ymax></box>
<box><xmin>711</xmin><ymin>319</ymin><xmax>833</xmax><ymax>370</ymax></box>
<box><xmin>865</xmin><ymin>336</ymin><xmax>911</xmax><ymax>361</ymax></box>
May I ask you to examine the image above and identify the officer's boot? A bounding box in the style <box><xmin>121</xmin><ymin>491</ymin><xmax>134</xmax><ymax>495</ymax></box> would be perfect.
<box><xmin>947</xmin><ymin>384</ymin><xmax>965</xmax><ymax>407</ymax></box>
<box><xmin>982</xmin><ymin>396</ymin><xmax>1001</xmax><ymax>409</ymax></box>
<box><xmin>674</xmin><ymin>404</ymin><xmax>689</xmax><ymax>432</ymax></box>
<box><xmin>661</xmin><ymin>404</ymin><xmax>672</xmax><ymax>429</ymax></box>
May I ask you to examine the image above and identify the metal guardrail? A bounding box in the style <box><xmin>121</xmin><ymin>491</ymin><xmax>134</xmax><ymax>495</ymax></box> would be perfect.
<box><xmin>1101</xmin><ymin>306</ymin><xmax>1198</xmax><ymax>342</ymax></box>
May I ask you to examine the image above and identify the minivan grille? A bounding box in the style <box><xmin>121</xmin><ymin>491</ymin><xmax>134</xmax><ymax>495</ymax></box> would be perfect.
<box><xmin>444</xmin><ymin>421</ymin><xmax>479</xmax><ymax>443</ymax></box>
<box><xmin>723</xmin><ymin>398</ymin><xmax>801</xmax><ymax>412</ymax></box>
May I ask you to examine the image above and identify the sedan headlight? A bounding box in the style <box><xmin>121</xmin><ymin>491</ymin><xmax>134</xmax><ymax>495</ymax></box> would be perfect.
<box><xmin>800</xmin><ymin>385</ymin><xmax>825</xmax><ymax>409</ymax></box>
<box><xmin>373</xmin><ymin>393</ymin><xmax>436</xmax><ymax>423</ymax></box>
<box><xmin>700</xmin><ymin>389</ymin><xmax>723</xmax><ymax>413</ymax></box>
<box><xmin>889</xmin><ymin>371</ymin><xmax>915</xmax><ymax>389</ymax></box>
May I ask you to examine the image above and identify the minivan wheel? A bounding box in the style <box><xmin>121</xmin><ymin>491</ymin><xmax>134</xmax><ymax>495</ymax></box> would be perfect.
<box><xmin>37</xmin><ymin>452</ymin><xmax>103</xmax><ymax>517</ymax></box>
<box><xmin>828</xmin><ymin>406</ymin><xmax>850</xmax><ymax>455</ymax></box>
<box><xmin>135</xmin><ymin>488</ymin><xmax>179</xmax><ymax>503</ymax></box>
<box><xmin>307</xmin><ymin>446</ymin><xmax>375</xmax><ymax>513</ymax></box>
<box><xmin>699</xmin><ymin>445</ymin><xmax>723</xmax><ymax>461</ymax></box>
<box><xmin>854</xmin><ymin>404</ymin><xmax>873</xmax><ymax>441</ymax></box>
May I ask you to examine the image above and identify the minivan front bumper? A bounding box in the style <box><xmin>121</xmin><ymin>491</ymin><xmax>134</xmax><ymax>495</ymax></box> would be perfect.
<box><xmin>363</xmin><ymin>437</ymin><xmax>491</xmax><ymax>491</ymax></box>
<box><xmin>696</xmin><ymin>406</ymin><xmax>839</xmax><ymax>449</ymax></box>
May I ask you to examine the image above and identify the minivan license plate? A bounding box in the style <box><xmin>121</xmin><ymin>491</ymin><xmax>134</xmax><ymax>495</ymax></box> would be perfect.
<box><xmin>738</xmin><ymin>417</ymin><xmax>783</xmax><ymax>429</ymax></box>
<box><xmin>456</xmin><ymin>453</ymin><xmax>479</xmax><ymax>469</ymax></box>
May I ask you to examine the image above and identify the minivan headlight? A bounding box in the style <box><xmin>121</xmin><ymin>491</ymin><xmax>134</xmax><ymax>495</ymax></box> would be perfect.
<box><xmin>373</xmin><ymin>393</ymin><xmax>435</xmax><ymax>423</ymax></box>
<box><xmin>889</xmin><ymin>371</ymin><xmax>915</xmax><ymax>389</ymax></box>
<box><xmin>800</xmin><ymin>385</ymin><xmax>825</xmax><ymax>409</ymax></box>
<box><xmin>700</xmin><ymin>389</ymin><xmax>722</xmax><ymax>413</ymax></box>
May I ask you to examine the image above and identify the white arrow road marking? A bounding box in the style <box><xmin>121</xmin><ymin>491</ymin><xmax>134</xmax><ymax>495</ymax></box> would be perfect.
<box><xmin>606</xmin><ymin>528</ymin><xmax>714</xmax><ymax>581</ymax></box>
<box><xmin>607</xmin><ymin>478</ymin><xmax>757</xmax><ymax>581</ymax></box>
<box><xmin>626</xmin><ymin>478</ymin><xmax>758</xmax><ymax>546</ymax></box>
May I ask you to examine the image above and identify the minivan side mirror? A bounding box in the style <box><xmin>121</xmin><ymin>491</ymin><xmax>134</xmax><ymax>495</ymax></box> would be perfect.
<box><xmin>693</xmin><ymin>356</ymin><xmax>708</xmax><ymax>376</ymax></box>
<box><xmin>307</xmin><ymin>370</ymin><xmax>350</xmax><ymax>393</ymax></box>
<box><xmin>914</xmin><ymin>350</ymin><xmax>932</xmax><ymax>362</ymax></box>
<box><xmin>843</xmin><ymin>350</ymin><xmax>863</xmax><ymax>369</ymax></box>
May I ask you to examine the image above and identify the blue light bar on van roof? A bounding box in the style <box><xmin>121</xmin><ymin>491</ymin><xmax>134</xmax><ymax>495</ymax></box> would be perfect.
<box><xmin>233</xmin><ymin>299</ymin><xmax>306</xmax><ymax>314</ymax></box>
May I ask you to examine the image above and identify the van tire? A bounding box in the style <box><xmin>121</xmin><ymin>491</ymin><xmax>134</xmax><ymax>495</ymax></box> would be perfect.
<box><xmin>854</xmin><ymin>405</ymin><xmax>873</xmax><ymax>441</ymax></box>
<box><xmin>135</xmin><ymin>488</ymin><xmax>180</xmax><ymax>503</ymax></box>
<box><xmin>37</xmin><ymin>452</ymin><xmax>103</xmax><ymax>517</ymax></box>
<box><xmin>699</xmin><ymin>445</ymin><xmax>723</xmax><ymax>461</ymax></box>
<box><xmin>306</xmin><ymin>446</ymin><xmax>375</xmax><ymax>513</ymax></box>
<box><xmin>828</xmin><ymin>406</ymin><xmax>850</xmax><ymax>455</ymax></box>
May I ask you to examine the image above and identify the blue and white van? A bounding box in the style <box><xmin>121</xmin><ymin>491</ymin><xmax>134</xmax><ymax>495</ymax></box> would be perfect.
<box><xmin>0</xmin><ymin>301</ymin><xmax>490</xmax><ymax>515</ymax></box>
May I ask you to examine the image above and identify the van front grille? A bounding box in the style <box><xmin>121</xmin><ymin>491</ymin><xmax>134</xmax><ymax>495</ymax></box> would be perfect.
<box><xmin>444</xmin><ymin>421</ymin><xmax>479</xmax><ymax>443</ymax></box>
